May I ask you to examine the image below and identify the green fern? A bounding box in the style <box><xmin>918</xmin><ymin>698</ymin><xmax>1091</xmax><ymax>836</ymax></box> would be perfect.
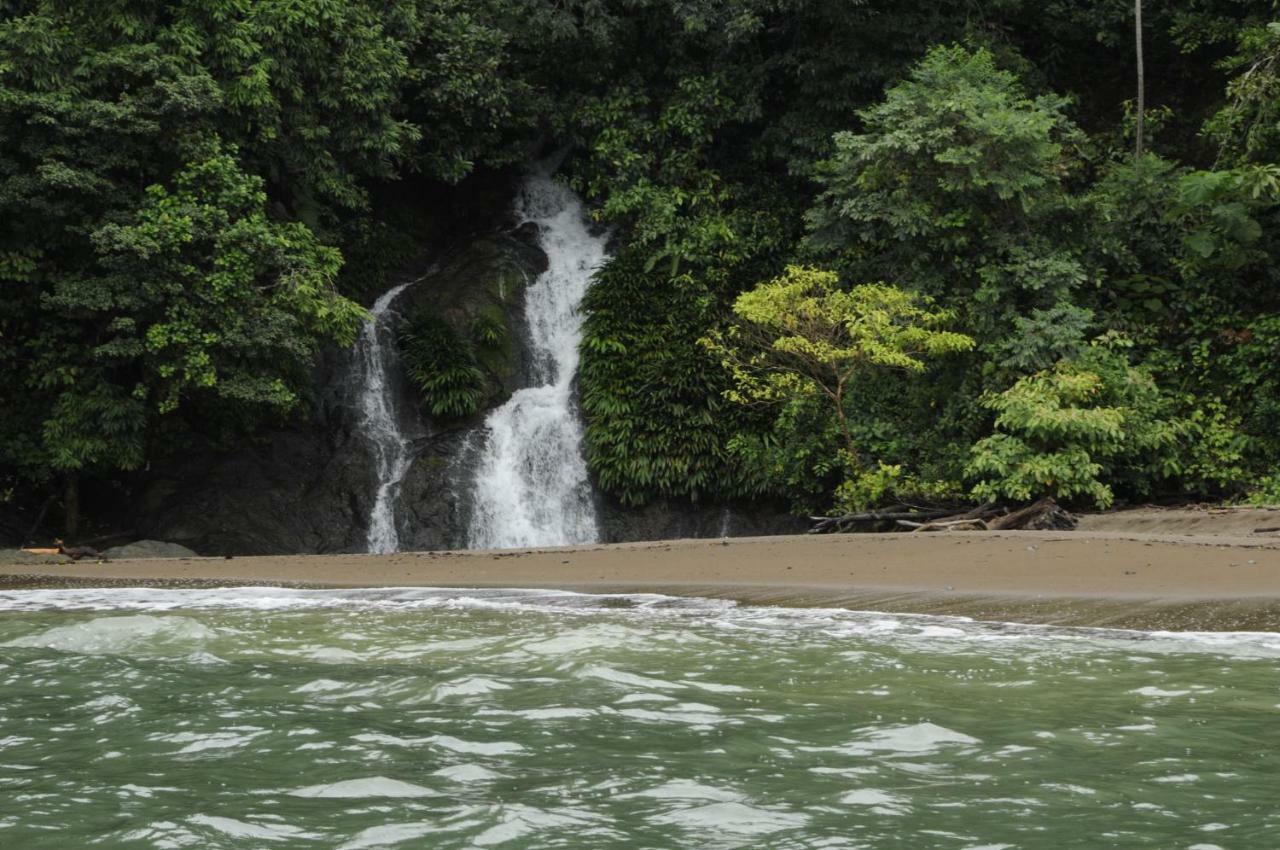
<box><xmin>470</xmin><ymin>312</ymin><xmax>508</xmax><ymax>348</ymax></box>
<box><xmin>398</xmin><ymin>315</ymin><xmax>484</xmax><ymax>418</ymax></box>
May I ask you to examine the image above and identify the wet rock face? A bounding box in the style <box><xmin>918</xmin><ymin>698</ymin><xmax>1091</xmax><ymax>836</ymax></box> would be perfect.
<box><xmin>596</xmin><ymin>498</ymin><xmax>808</xmax><ymax>544</ymax></box>
<box><xmin>395</xmin><ymin>434</ymin><xmax>470</xmax><ymax>552</ymax></box>
<box><xmin>399</xmin><ymin>230</ymin><xmax>548</xmax><ymax>408</ymax></box>
<box><xmin>137</xmin><ymin>417</ymin><xmax>374</xmax><ymax>556</ymax></box>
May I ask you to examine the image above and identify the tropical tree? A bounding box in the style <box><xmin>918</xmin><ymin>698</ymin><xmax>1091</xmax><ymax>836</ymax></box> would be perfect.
<box><xmin>702</xmin><ymin>266</ymin><xmax>972</xmax><ymax>507</ymax></box>
<box><xmin>805</xmin><ymin>46</ymin><xmax>1090</xmax><ymax>355</ymax></box>
<box><xmin>34</xmin><ymin>143</ymin><xmax>363</xmax><ymax>475</ymax></box>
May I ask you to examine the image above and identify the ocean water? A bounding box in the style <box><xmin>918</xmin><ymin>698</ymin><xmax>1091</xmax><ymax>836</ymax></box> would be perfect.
<box><xmin>0</xmin><ymin>588</ymin><xmax>1277</xmax><ymax>849</ymax></box>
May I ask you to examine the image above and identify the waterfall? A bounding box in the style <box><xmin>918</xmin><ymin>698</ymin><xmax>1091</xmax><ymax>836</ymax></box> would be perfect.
<box><xmin>352</xmin><ymin>282</ymin><xmax>416</xmax><ymax>554</ymax></box>
<box><xmin>466</xmin><ymin>173</ymin><xmax>606</xmax><ymax>548</ymax></box>
<box><xmin>718</xmin><ymin>507</ymin><xmax>733</xmax><ymax>538</ymax></box>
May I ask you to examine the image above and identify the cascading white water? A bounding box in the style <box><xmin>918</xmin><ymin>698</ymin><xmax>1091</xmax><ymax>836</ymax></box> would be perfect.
<box><xmin>467</xmin><ymin>174</ymin><xmax>606</xmax><ymax>548</ymax></box>
<box><xmin>353</xmin><ymin>282</ymin><xmax>415</xmax><ymax>553</ymax></box>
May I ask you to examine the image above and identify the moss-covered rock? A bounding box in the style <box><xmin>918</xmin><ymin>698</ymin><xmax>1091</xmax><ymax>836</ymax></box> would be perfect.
<box><xmin>398</xmin><ymin>230</ymin><xmax>546</xmax><ymax>417</ymax></box>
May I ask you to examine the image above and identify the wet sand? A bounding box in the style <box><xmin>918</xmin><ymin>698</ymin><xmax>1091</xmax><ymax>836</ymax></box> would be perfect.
<box><xmin>4</xmin><ymin>528</ymin><xmax>1280</xmax><ymax>631</ymax></box>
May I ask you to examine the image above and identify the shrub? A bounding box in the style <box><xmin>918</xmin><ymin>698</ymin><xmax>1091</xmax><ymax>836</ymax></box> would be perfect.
<box><xmin>469</xmin><ymin>312</ymin><xmax>508</xmax><ymax>348</ymax></box>
<box><xmin>966</xmin><ymin>348</ymin><xmax>1180</xmax><ymax>509</ymax></box>
<box><xmin>398</xmin><ymin>314</ymin><xmax>484</xmax><ymax>419</ymax></box>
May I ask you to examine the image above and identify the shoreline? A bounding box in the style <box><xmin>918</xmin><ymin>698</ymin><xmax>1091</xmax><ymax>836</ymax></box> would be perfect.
<box><xmin>4</xmin><ymin>528</ymin><xmax>1280</xmax><ymax>632</ymax></box>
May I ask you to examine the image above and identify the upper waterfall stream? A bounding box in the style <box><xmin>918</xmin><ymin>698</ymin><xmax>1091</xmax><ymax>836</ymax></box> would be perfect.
<box><xmin>352</xmin><ymin>282</ymin><xmax>415</xmax><ymax>554</ymax></box>
<box><xmin>466</xmin><ymin>174</ymin><xmax>606</xmax><ymax>548</ymax></box>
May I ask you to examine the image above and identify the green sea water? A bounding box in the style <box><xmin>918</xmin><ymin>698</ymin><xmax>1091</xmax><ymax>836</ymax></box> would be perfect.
<box><xmin>0</xmin><ymin>587</ymin><xmax>1277</xmax><ymax>849</ymax></box>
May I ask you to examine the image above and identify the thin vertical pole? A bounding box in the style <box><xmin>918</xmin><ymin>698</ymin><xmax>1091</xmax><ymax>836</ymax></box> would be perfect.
<box><xmin>1135</xmin><ymin>0</ymin><xmax>1145</xmax><ymax>157</ymax></box>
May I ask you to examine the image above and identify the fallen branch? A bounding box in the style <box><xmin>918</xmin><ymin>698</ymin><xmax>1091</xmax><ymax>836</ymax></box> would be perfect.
<box><xmin>808</xmin><ymin>509</ymin><xmax>955</xmax><ymax>534</ymax></box>
<box><xmin>906</xmin><ymin>518</ymin><xmax>990</xmax><ymax>533</ymax></box>
<box><xmin>810</xmin><ymin>499</ymin><xmax>1073</xmax><ymax>534</ymax></box>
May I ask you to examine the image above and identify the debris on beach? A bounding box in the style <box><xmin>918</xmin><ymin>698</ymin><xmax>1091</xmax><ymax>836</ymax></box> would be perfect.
<box><xmin>809</xmin><ymin>497</ymin><xmax>1077</xmax><ymax>535</ymax></box>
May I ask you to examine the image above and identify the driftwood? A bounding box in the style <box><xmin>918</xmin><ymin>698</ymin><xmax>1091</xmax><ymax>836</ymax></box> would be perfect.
<box><xmin>899</xmin><ymin>518</ymin><xmax>990</xmax><ymax>532</ymax></box>
<box><xmin>54</xmin><ymin>539</ymin><xmax>108</xmax><ymax>562</ymax></box>
<box><xmin>808</xmin><ymin>508</ymin><xmax>957</xmax><ymax>534</ymax></box>
<box><xmin>810</xmin><ymin>498</ymin><xmax>1075</xmax><ymax>534</ymax></box>
<box><xmin>986</xmin><ymin>498</ymin><xmax>1076</xmax><ymax>531</ymax></box>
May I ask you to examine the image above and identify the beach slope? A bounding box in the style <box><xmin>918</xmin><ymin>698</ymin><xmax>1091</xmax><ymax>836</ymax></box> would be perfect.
<box><xmin>5</xmin><ymin>526</ymin><xmax>1280</xmax><ymax>631</ymax></box>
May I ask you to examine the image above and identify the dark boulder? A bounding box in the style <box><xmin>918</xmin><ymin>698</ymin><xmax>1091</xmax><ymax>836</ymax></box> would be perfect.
<box><xmin>399</xmin><ymin>231</ymin><xmax>547</xmax><ymax>409</ymax></box>
<box><xmin>102</xmin><ymin>540</ymin><xmax>199</xmax><ymax>560</ymax></box>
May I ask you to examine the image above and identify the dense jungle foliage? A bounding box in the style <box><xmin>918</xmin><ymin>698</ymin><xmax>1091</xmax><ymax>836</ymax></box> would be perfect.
<box><xmin>5</xmin><ymin>0</ymin><xmax>1280</xmax><ymax>530</ymax></box>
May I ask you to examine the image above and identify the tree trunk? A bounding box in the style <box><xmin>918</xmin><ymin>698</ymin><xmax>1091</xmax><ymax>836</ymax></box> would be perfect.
<box><xmin>23</xmin><ymin>494</ymin><xmax>56</xmax><ymax>547</ymax></box>
<box><xmin>833</xmin><ymin>402</ymin><xmax>857</xmax><ymax>464</ymax></box>
<box><xmin>827</xmin><ymin>379</ymin><xmax>860</xmax><ymax>470</ymax></box>
<box><xmin>1135</xmin><ymin>0</ymin><xmax>1145</xmax><ymax>157</ymax></box>
<box><xmin>64</xmin><ymin>475</ymin><xmax>80</xmax><ymax>539</ymax></box>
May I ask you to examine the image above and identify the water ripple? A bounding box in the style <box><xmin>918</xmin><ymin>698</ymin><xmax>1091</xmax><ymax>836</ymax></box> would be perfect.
<box><xmin>0</xmin><ymin>586</ymin><xmax>1276</xmax><ymax>848</ymax></box>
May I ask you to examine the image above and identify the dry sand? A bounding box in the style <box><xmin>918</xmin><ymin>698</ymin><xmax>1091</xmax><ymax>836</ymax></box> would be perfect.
<box><xmin>5</xmin><ymin>510</ymin><xmax>1280</xmax><ymax>631</ymax></box>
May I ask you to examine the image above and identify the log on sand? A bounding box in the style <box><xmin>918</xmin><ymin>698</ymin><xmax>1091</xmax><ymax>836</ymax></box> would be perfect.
<box><xmin>811</xmin><ymin>498</ymin><xmax>1076</xmax><ymax>534</ymax></box>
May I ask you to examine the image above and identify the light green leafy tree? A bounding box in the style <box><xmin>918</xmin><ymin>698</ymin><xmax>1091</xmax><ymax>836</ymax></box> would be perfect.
<box><xmin>966</xmin><ymin>348</ymin><xmax>1182</xmax><ymax>508</ymax></box>
<box><xmin>702</xmin><ymin>266</ymin><xmax>972</xmax><ymax>506</ymax></box>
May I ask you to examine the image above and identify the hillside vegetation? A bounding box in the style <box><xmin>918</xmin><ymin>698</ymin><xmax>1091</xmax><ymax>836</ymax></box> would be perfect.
<box><xmin>5</xmin><ymin>0</ymin><xmax>1280</xmax><ymax>532</ymax></box>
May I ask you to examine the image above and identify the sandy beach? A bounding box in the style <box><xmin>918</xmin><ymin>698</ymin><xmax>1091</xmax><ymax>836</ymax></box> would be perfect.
<box><xmin>5</xmin><ymin>508</ymin><xmax>1280</xmax><ymax>631</ymax></box>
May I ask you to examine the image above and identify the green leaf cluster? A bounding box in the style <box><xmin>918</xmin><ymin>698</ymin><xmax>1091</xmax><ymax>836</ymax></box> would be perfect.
<box><xmin>580</xmin><ymin>248</ymin><xmax>754</xmax><ymax>506</ymax></box>
<box><xmin>966</xmin><ymin>349</ymin><xmax>1181</xmax><ymax>509</ymax></box>
<box><xmin>398</xmin><ymin>313</ymin><xmax>486</xmax><ymax>420</ymax></box>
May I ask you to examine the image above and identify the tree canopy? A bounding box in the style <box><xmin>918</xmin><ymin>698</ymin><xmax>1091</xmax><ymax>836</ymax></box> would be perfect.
<box><xmin>5</xmin><ymin>0</ymin><xmax>1280</xmax><ymax>530</ymax></box>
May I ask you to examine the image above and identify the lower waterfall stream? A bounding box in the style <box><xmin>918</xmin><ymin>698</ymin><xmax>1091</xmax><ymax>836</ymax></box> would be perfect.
<box><xmin>466</xmin><ymin>174</ymin><xmax>606</xmax><ymax>549</ymax></box>
<box><xmin>352</xmin><ymin>282</ymin><xmax>416</xmax><ymax>554</ymax></box>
